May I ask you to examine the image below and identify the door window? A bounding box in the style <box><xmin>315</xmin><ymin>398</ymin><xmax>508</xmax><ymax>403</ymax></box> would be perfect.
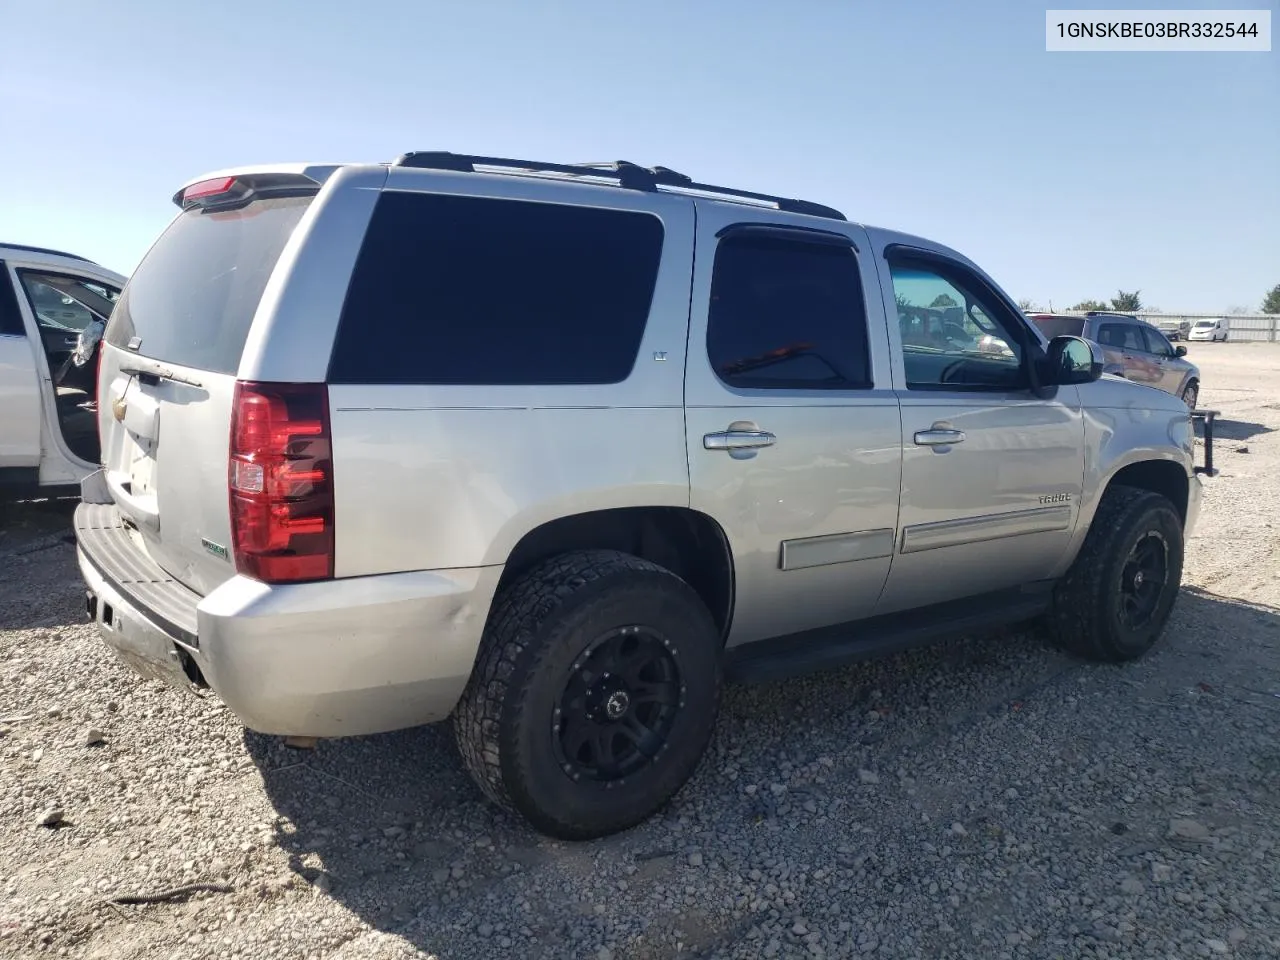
<box><xmin>888</xmin><ymin>259</ymin><xmax>1026</xmax><ymax>390</ymax></box>
<box><xmin>1139</xmin><ymin>326</ymin><xmax>1175</xmax><ymax>357</ymax></box>
<box><xmin>707</xmin><ymin>231</ymin><xmax>871</xmax><ymax>390</ymax></box>
<box><xmin>1097</xmin><ymin>323</ymin><xmax>1144</xmax><ymax>351</ymax></box>
<box><xmin>17</xmin><ymin>272</ymin><xmax>119</xmax><ymax>332</ymax></box>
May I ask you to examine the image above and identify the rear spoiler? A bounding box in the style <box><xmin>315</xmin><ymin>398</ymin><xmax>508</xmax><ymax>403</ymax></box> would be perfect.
<box><xmin>171</xmin><ymin>164</ymin><xmax>345</xmax><ymax>209</ymax></box>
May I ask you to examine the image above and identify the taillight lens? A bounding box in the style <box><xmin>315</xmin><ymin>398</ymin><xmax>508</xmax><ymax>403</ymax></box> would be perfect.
<box><xmin>228</xmin><ymin>381</ymin><xmax>334</xmax><ymax>583</ymax></box>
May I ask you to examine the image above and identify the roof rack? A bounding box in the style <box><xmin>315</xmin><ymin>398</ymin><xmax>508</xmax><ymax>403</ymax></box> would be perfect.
<box><xmin>391</xmin><ymin>151</ymin><xmax>846</xmax><ymax>221</ymax></box>
<box><xmin>0</xmin><ymin>242</ymin><xmax>96</xmax><ymax>265</ymax></box>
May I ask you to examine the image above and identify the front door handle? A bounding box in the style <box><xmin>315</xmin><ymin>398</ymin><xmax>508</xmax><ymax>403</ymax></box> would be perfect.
<box><xmin>914</xmin><ymin>428</ymin><xmax>966</xmax><ymax>446</ymax></box>
<box><xmin>704</xmin><ymin>430</ymin><xmax>776</xmax><ymax>451</ymax></box>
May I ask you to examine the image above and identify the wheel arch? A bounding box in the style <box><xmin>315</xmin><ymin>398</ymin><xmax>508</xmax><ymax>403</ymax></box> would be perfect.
<box><xmin>497</xmin><ymin>506</ymin><xmax>736</xmax><ymax>640</ymax></box>
<box><xmin>1102</xmin><ymin>458</ymin><xmax>1189</xmax><ymax>524</ymax></box>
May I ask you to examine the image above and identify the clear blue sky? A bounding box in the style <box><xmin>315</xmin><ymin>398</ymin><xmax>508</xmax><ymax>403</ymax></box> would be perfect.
<box><xmin>2</xmin><ymin>0</ymin><xmax>1276</xmax><ymax>312</ymax></box>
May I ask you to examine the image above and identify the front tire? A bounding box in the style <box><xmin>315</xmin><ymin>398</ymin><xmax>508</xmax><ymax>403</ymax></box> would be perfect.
<box><xmin>454</xmin><ymin>550</ymin><xmax>722</xmax><ymax>840</ymax></box>
<box><xmin>1047</xmin><ymin>486</ymin><xmax>1184</xmax><ymax>662</ymax></box>
<box><xmin>1181</xmin><ymin>380</ymin><xmax>1199</xmax><ymax>410</ymax></box>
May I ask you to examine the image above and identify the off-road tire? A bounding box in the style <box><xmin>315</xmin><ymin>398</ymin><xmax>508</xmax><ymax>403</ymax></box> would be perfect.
<box><xmin>453</xmin><ymin>550</ymin><xmax>722</xmax><ymax>840</ymax></box>
<box><xmin>1047</xmin><ymin>486</ymin><xmax>1184</xmax><ymax>662</ymax></box>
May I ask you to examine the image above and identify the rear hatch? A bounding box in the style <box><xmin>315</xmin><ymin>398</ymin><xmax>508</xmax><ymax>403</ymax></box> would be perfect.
<box><xmin>98</xmin><ymin>175</ymin><xmax>320</xmax><ymax>597</ymax></box>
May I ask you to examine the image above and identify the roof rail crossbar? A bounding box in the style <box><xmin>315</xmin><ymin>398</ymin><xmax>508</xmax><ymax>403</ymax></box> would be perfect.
<box><xmin>391</xmin><ymin>151</ymin><xmax>846</xmax><ymax>221</ymax></box>
<box><xmin>393</xmin><ymin>152</ymin><xmax>658</xmax><ymax>191</ymax></box>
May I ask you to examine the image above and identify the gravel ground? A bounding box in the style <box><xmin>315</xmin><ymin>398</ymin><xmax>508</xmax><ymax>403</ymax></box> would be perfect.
<box><xmin>3</xmin><ymin>342</ymin><xmax>1279</xmax><ymax>960</ymax></box>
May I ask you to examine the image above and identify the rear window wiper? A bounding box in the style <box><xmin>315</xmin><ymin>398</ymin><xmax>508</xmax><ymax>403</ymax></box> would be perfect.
<box><xmin>118</xmin><ymin>364</ymin><xmax>204</xmax><ymax>389</ymax></box>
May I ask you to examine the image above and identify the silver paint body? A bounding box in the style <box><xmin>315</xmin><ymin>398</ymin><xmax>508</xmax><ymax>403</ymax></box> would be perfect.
<box><xmin>77</xmin><ymin>162</ymin><xmax>1203</xmax><ymax>737</ymax></box>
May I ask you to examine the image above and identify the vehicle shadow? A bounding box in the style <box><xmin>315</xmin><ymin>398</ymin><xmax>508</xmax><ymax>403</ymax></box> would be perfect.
<box><xmin>1194</xmin><ymin>415</ymin><xmax>1274</xmax><ymax>444</ymax></box>
<box><xmin>245</xmin><ymin>586</ymin><xmax>1280</xmax><ymax>958</ymax></box>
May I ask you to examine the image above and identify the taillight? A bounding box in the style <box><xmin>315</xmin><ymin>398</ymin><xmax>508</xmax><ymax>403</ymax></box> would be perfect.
<box><xmin>228</xmin><ymin>382</ymin><xmax>334</xmax><ymax>583</ymax></box>
<box><xmin>181</xmin><ymin>177</ymin><xmax>237</xmax><ymax>205</ymax></box>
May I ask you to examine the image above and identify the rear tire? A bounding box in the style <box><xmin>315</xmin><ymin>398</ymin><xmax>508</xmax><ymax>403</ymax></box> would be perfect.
<box><xmin>453</xmin><ymin>550</ymin><xmax>722</xmax><ymax>840</ymax></box>
<box><xmin>1047</xmin><ymin>486</ymin><xmax>1184</xmax><ymax>662</ymax></box>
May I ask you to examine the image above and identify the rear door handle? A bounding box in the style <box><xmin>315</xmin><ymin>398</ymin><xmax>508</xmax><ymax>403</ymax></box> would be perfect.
<box><xmin>914</xmin><ymin>428</ymin><xmax>966</xmax><ymax>446</ymax></box>
<box><xmin>704</xmin><ymin>430</ymin><xmax>776</xmax><ymax>451</ymax></box>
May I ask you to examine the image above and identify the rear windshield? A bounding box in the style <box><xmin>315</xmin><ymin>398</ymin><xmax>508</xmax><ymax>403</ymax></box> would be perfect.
<box><xmin>1030</xmin><ymin>316</ymin><xmax>1085</xmax><ymax>339</ymax></box>
<box><xmin>105</xmin><ymin>196</ymin><xmax>313</xmax><ymax>374</ymax></box>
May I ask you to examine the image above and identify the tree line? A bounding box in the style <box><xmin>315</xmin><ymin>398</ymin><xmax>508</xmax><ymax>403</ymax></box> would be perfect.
<box><xmin>1016</xmin><ymin>284</ymin><xmax>1280</xmax><ymax>315</ymax></box>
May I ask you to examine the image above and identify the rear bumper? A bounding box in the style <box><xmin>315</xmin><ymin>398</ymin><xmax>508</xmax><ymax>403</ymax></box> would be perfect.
<box><xmin>75</xmin><ymin>498</ymin><xmax>501</xmax><ymax>737</ymax></box>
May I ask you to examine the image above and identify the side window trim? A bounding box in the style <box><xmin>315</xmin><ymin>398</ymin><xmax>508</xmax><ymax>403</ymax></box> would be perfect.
<box><xmin>706</xmin><ymin>229</ymin><xmax>874</xmax><ymax>393</ymax></box>
<box><xmin>714</xmin><ymin>222</ymin><xmax>857</xmax><ymax>250</ymax></box>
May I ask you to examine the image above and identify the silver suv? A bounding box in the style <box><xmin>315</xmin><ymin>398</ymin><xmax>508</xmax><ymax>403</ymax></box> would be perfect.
<box><xmin>75</xmin><ymin>153</ymin><xmax>1208</xmax><ymax>839</ymax></box>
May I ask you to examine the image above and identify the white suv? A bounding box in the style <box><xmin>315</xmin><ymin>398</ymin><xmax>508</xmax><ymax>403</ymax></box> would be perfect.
<box><xmin>0</xmin><ymin>243</ymin><xmax>125</xmax><ymax>496</ymax></box>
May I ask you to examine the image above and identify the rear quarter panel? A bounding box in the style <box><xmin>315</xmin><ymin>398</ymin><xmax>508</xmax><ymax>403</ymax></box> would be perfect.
<box><xmin>327</xmin><ymin>188</ymin><xmax>696</xmax><ymax>577</ymax></box>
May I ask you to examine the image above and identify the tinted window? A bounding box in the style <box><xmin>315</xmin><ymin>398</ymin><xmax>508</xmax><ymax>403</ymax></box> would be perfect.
<box><xmin>1139</xmin><ymin>326</ymin><xmax>1174</xmax><ymax>357</ymax></box>
<box><xmin>1030</xmin><ymin>315</ymin><xmax>1085</xmax><ymax>339</ymax></box>
<box><xmin>707</xmin><ymin>234</ymin><xmax>870</xmax><ymax>390</ymax></box>
<box><xmin>105</xmin><ymin>196</ymin><xmax>314</xmax><ymax>375</ymax></box>
<box><xmin>328</xmin><ymin>193</ymin><xmax>664</xmax><ymax>385</ymax></box>
<box><xmin>889</xmin><ymin>260</ymin><xmax>1026</xmax><ymax>390</ymax></box>
<box><xmin>1096</xmin><ymin>322</ymin><xmax>1143</xmax><ymax>350</ymax></box>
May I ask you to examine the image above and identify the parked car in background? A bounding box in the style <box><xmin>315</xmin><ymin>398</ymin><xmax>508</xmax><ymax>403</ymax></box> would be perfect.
<box><xmin>1188</xmin><ymin>317</ymin><xmax>1229</xmax><ymax>342</ymax></box>
<box><xmin>1028</xmin><ymin>312</ymin><xmax>1201</xmax><ymax>408</ymax></box>
<box><xmin>1153</xmin><ymin>316</ymin><xmax>1191</xmax><ymax>341</ymax></box>
<box><xmin>1</xmin><ymin>243</ymin><xmax>125</xmax><ymax>496</ymax></box>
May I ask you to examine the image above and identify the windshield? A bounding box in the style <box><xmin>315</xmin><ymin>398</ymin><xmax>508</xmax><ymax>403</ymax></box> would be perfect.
<box><xmin>105</xmin><ymin>195</ymin><xmax>313</xmax><ymax>375</ymax></box>
<box><xmin>1194</xmin><ymin>320</ymin><xmax>1217</xmax><ymax>327</ymax></box>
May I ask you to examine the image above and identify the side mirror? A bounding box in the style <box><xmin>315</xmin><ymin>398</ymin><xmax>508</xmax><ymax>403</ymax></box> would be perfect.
<box><xmin>1047</xmin><ymin>335</ymin><xmax>1103</xmax><ymax>385</ymax></box>
<box><xmin>1175</xmin><ymin>345</ymin><xmax>1188</xmax><ymax>357</ymax></box>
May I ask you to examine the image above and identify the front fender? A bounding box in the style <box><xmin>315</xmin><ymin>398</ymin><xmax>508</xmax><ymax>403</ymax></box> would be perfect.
<box><xmin>1051</xmin><ymin>382</ymin><xmax>1194</xmax><ymax>575</ymax></box>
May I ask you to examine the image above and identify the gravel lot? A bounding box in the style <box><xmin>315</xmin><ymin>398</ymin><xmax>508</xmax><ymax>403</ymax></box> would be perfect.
<box><xmin>3</xmin><ymin>342</ymin><xmax>1279</xmax><ymax>960</ymax></box>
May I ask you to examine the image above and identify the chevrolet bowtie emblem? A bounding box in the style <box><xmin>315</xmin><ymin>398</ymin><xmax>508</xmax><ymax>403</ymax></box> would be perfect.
<box><xmin>112</xmin><ymin>397</ymin><xmax>128</xmax><ymax>422</ymax></box>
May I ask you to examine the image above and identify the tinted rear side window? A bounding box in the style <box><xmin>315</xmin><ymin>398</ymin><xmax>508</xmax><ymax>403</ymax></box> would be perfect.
<box><xmin>328</xmin><ymin>192</ymin><xmax>664</xmax><ymax>385</ymax></box>
<box><xmin>707</xmin><ymin>234</ymin><xmax>871</xmax><ymax>390</ymax></box>
<box><xmin>105</xmin><ymin>196</ymin><xmax>313</xmax><ymax>375</ymax></box>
